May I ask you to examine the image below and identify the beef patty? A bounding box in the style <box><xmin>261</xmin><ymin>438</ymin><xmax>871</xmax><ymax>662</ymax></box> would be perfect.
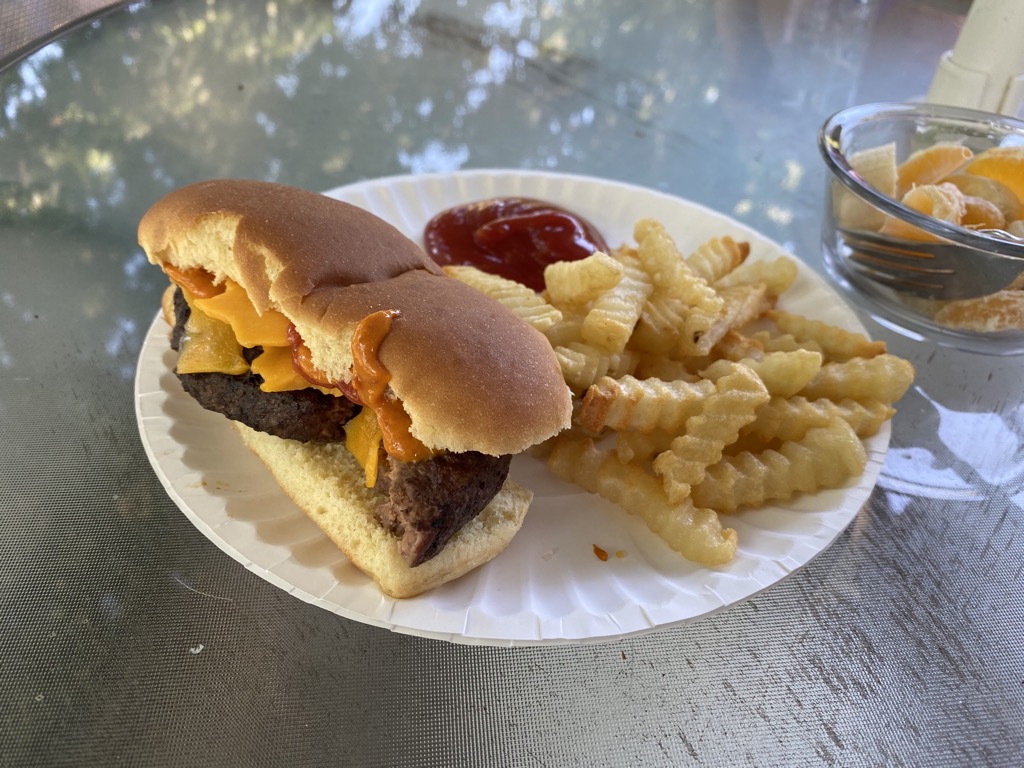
<box><xmin>170</xmin><ymin>286</ymin><xmax>512</xmax><ymax>567</ymax></box>
<box><xmin>170</xmin><ymin>287</ymin><xmax>356</xmax><ymax>442</ymax></box>
<box><xmin>376</xmin><ymin>452</ymin><xmax>512</xmax><ymax>566</ymax></box>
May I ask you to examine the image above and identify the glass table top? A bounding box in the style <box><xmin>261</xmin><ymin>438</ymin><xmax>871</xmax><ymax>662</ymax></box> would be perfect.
<box><xmin>2</xmin><ymin>1</ymin><xmax>1021</xmax><ymax>765</ymax></box>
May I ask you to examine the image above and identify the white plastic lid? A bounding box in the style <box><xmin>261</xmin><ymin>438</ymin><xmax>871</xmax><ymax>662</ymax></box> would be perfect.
<box><xmin>927</xmin><ymin>0</ymin><xmax>1024</xmax><ymax>117</ymax></box>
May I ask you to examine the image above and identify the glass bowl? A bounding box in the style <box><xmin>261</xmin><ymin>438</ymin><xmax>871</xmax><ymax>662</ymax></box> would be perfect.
<box><xmin>818</xmin><ymin>102</ymin><xmax>1024</xmax><ymax>355</ymax></box>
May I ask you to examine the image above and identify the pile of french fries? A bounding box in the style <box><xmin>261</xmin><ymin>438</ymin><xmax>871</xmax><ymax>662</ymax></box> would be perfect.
<box><xmin>445</xmin><ymin>219</ymin><xmax>915</xmax><ymax>568</ymax></box>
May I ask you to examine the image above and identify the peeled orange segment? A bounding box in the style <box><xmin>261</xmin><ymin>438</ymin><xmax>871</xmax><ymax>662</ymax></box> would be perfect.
<box><xmin>966</xmin><ymin>146</ymin><xmax>1024</xmax><ymax>207</ymax></box>
<box><xmin>933</xmin><ymin>289</ymin><xmax>1024</xmax><ymax>333</ymax></box>
<box><xmin>879</xmin><ymin>182</ymin><xmax>966</xmax><ymax>241</ymax></box>
<box><xmin>961</xmin><ymin>195</ymin><xmax>1006</xmax><ymax>230</ymax></box>
<box><xmin>945</xmin><ymin>173</ymin><xmax>1022</xmax><ymax>223</ymax></box>
<box><xmin>896</xmin><ymin>142</ymin><xmax>973</xmax><ymax>196</ymax></box>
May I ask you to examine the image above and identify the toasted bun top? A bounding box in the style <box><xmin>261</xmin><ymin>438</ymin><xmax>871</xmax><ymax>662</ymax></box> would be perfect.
<box><xmin>138</xmin><ymin>179</ymin><xmax>443</xmax><ymax>313</ymax></box>
<box><xmin>293</xmin><ymin>270</ymin><xmax>571</xmax><ymax>455</ymax></box>
<box><xmin>139</xmin><ymin>179</ymin><xmax>571</xmax><ymax>455</ymax></box>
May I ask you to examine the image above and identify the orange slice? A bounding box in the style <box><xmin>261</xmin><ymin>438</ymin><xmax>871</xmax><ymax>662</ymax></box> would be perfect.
<box><xmin>966</xmin><ymin>146</ymin><xmax>1024</xmax><ymax>207</ymax></box>
<box><xmin>896</xmin><ymin>142</ymin><xmax>972</xmax><ymax>196</ymax></box>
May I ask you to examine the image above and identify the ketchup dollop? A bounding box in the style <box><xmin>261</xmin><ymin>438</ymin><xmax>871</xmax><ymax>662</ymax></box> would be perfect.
<box><xmin>423</xmin><ymin>197</ymin><xmax>609</xmax><ymax>291</ymax></box>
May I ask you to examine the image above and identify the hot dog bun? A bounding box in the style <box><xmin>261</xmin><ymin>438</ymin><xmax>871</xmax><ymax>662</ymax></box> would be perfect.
<box><xmin>139</xmin><ymin>179</ymin><xmax>572</xmax><ymax>455</ymax></box>
<box><xmin>235</xmin><ymin>423</ymin><xmax>531</xmax><ymax>598</ymax></box>
<box><xmin>138</xmin><ymin>178</ymin><xmax>442</xmax><ymax>311</ymax></box>
<box><xmin>140</xmin><ymin>179</ymin><xmax>571</xmax><ymax>596</ymax></box>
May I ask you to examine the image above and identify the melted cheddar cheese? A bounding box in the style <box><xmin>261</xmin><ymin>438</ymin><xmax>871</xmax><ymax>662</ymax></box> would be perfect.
<box><xmin>193</xmin><ymin>280</ymin><xmax>291</xmax><ymax>348</ymax></box>
<box><xmin>176</xmin><ymin>302</ymin><xmax>248</xmax><ymax>375</ymax></box>
<box><xmin>345</xmin><ymin>408</ymin><xmax>384</xmax><ymax>487</ymax></box>
<box><xmin>174</xmin><ymin>277</ymin><xmax>311</xmax><ymax>395</ymax></box>
<box><xmin>249</xmin><ymin>345</ymin><xmax>311</xmax><ymax>392</ymax></box>
<box><xmin>168</xmin><ymin>273</ymin><xmax>432</xmax><ymax>488</ymax></box>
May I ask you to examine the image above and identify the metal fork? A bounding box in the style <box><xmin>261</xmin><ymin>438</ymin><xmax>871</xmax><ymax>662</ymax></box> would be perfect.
<box><xmin>838</xmin><ymin>227</ymin><xmax>1024</xmax><ymax>300</ymax></box>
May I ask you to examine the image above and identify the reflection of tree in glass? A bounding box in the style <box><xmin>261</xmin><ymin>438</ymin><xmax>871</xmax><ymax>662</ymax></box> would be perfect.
<box><xmin>0</xmin><ymin>0</ymin><xmax>873</xmax><ymax>253</ymax></box>
<box><xmin>0</xmin><ymin>0</ymin><xmax>731</xmax><ymax>239</ymax></box>
<box><xmin>1</xmin><ymin>1</ymin><xmax>337</xmax><ymax>235</ymax></box>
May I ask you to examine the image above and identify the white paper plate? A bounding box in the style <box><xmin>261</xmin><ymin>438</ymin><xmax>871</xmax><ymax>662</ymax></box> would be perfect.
<box><xmin>135</xmin><ymin>170</ymin><xmax>889</xmax><ymax>646</ymax></box>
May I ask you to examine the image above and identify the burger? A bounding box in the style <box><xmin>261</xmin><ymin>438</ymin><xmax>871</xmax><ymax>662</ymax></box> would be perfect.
<box><xmin>139</xmin><ymin>179</ymin><xmax>572</xmax><ymax>597</ymax></box>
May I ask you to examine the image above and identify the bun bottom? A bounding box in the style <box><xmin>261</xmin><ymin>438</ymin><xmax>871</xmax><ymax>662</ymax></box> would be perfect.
<box><xmin>233</xmin><ymin>423</ymin><xmax>532</xmax><ymax>598</ymax></box>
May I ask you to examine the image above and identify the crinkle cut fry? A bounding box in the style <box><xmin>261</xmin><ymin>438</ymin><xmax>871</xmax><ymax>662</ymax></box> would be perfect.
<box><xmin>630</xmin><ymin>292</ymin><xmax>705</xmax><ymax>357</ymax></box>
<box><xmin>708</xmin><ymin>330</ymin><xmax>765</xmax><ymax>362</ymax></box>
<box><xmin>714</xmin><ymin>255</ymin><xmax>799</xmax><ymax>297</ymax></box>
<box><xmin>543</xmin><ymin>252</ymin><xmax>624</xmax><ymax>308</ymax></box>
<box><xmin>687</xmin><ymin>283</ymin><xmax>770</xmax><ymax>357</ymax></box>
<box><xmin>554</xmin><ymin>342</ymin><xmax>636</xmax><ymax>395</ymax></box>
<box><xmin>740</xmin><ymin>396</ymin><xmax>895</xmax><ymax>444</ymax></box>
<box><xmin>546</xmin><ymin>435</ymin><xmax>738</xmax><ymax>567</ymax></box>
<box><xmin>799</xmin><ymin>353</ymin><xmax>915</xmax><ymax>405</ymax></box>
<box><xmin>632</xmin><ymin>353</ymin><xmax>699</xmax><ymax>382</ymax></box>
<box><xmin>580</xmin><ymin>251</ymin><xmax>654</xmax><ymax>356</ymax></box>
<box><xmin>751</xmin><ymin>330</ymin><xmax>823</xmax><ymax>355</ymax></box>
<box><xmin>578</xmin><ymin>374</ymin><xmax>717</xmax><ymax>434</ymax></box>
<box><xmin>615</xmin><ymin>428</ymin><xmax>675</xmax><ymax>464</ymax></box>
<box><xmin>542</xmin><ymin>310</ymin><xmax>586</xmax><ymax>348</ymax></box>
<box><xmin>443</xmin><ymin>265</ymin><xmax>562</xmax><ymax>332</ymax></box>
<box><xmin>633</xmin><ymin>221</ymin><xmax>724</xmax><ymax>313</ymax></box>
<box><xmin>767</xmin><ymin>309</ymin><xmax>886</xmax><ymax>361</ymax></box>
<box><xmin>685</xmin><ymin>236</ymin><xmax>750</xmax><ymax>285</ymax></box>
<box><xmin>652</xmin><ymin>362</ymin><xmax>769</xmax><ymax>503</ymax></box>
<box><xmin>702</xmin><ymin>349</ymin><xmax>822</xmax><ymax>399</ymax></box>
<box><xmin>678</xmin><ymin>330</ymin><xmax>765</xmax><ymax>377</ymax></box>
<box><xmin>690</xmin><ymin>417</ymin><xmax>868</xmax><ymax>513</ymax></box>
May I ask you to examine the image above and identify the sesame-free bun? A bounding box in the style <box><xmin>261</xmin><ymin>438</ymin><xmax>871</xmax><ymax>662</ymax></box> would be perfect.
<box><xmin>292</xmin><ymin>270</ymin><xmax>572</xmax><ymax>455</ymax></box>
<box><xmin>138</xmin><ymin>179</ymin><xmax>572</xmax><ymax>455</ymax></box>
<box><xmin>235</xmin><ymin>423</ymin><xmax>531</xmax><ymax>598</ymax></box>
<box><xmin>138</xmin><ymin>179</ymin><xmax>443</xmax><ymax>314</ymax></box>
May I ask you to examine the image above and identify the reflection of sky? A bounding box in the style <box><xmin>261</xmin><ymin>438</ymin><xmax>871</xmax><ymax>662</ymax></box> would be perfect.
<box><xmin>105</xmin><ymin>316</ymin><xmax>139</xmax><ymax>379</ymax></box>
<box><xmin>1</xmin><ymin>291</ymin><xmax>31</xmax><ymax>367</ymax></box>
<box><xmin>880</xmin><ymin>447</ymin><xmax>982</xmax><ymax>501</ymax></box>
<box><xmin>930</xmin><ymin>395</ymin><xmax>1024</xmax><ymax>487</ymax></box>
<box><xmin>398</xmin><ymin>140</ymin><xmax>469</xmax><ymax>174</ymax></box>
<box><xmin>4</xmin><ymin>45</ymin><xmax>63</xmax><ymax>124</ymax></box>
<box><xmin>880</xmin><ymin>384</ymin><xmax>1024</xmax><ymax>505</ymax></box>
<box><xmin>334</xmin><ymin>0</ymin><xmax>423</xmax><ymax>49</ymax></box>
<box><xmin>1013</xmin><ymin>489</ymin><xmax>1024</xmax><ymax>510</ymax></box>
<box><xmin>0</xmin><ymin>0</ymin><xmax>851</xmax><ymax>243</ymax></box>
<box><xmin>122</xmin><ymin>251</ymin><xmax>150</xmax><ymax>290</ymax></box>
